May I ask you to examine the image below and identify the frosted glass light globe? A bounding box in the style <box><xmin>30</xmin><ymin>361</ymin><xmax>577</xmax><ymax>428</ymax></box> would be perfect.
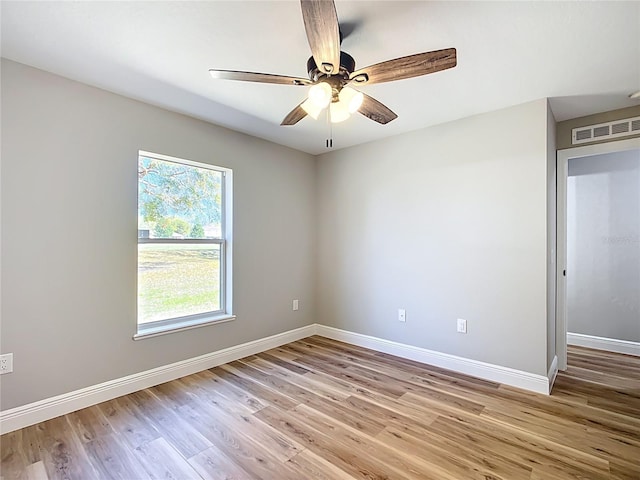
<box><xmin>330</xmin><ymin>101</ymin><xmax>350</xmax><ymax>123</ymax></box>
<box><xmin>301</xmin><ymin>99</ymin><xmax>324</xmax><ymax>119</ymax></box>
<box><xmin>308</xmin><ymin>82</ymin><xmax>332</xmax><ymax>108</ymax></box>
<box><xmin>339</xmin><ymin>87</ymin><xmax>364</xmax><ymax>113</ymax></box>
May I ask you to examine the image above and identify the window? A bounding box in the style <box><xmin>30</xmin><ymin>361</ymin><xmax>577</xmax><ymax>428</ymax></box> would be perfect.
<box><xmin>136</xmin><ymin>151</ymin><xmax>233</xmax><ymax>338</ymax></box>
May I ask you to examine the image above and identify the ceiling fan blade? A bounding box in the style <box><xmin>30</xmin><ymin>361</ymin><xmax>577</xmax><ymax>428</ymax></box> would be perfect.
<box><xmin>349</xmin><ymin>48</ymin><xmax>457</xmax><ymax>86</ymax></box>
<box><xmin>281</xmin><ymin>101</ymin><xmax>308</xmax><ymax>126</ymax></box>
<box><xmin>300</xmin><ymin>0</ymin><xmax>341</xmax><ymax>75</ymax></box>
<box><xmin>209</xmin><ymin>69</ymin><xmax>312</xmax><ymax>86</ymax></box>
<box><xmin>358</xmin><ymin>93</ymin><xmax>398</xmax><ymax>124</ymax></box>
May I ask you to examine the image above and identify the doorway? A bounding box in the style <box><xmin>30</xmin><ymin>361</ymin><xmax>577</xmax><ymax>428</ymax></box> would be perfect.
<box><xmin>556</xmin><ymin>137</ymin><xmax>640</xmax><ymax>370</ymax></box>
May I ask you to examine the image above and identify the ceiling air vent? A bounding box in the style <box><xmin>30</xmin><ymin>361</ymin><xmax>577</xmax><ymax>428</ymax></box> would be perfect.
<box><xmin>572</xmin><ymin>116</ymin><xmax>640</xmax><ymax>145</ymax></box>
<box><xmin>593</xmin><ymin>125</ymin><xmax>610</xmax><ymax>137</ymax></box>
<box><xmin>611</xmin><ymin>122</ymin><xmax>629</xmax><ymax>135</ymax></box>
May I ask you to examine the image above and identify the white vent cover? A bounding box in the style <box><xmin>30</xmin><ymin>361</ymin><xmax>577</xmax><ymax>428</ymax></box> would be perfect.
<box><xmin>572</xmin><ymin>116</ymin><xmax>640</xmax><ymax>145</ymax></box>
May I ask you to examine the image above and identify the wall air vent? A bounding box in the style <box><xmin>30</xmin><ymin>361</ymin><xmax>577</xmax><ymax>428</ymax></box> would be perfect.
<box><xmin>572</xmin><ymin>116</ymin><xmax>640</xmax><ymax>145</ymax></box>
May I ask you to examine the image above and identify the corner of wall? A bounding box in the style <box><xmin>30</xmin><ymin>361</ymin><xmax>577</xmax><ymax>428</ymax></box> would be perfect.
<box><xmin>546</xmin><ymin>99</ymin><xmax>558</xmax><ymax>371</ymax></box>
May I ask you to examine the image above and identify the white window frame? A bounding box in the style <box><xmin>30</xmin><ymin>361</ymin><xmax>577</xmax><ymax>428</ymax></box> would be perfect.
<box><xmin>134</xmin><ymin>150</ymin><xmax>234</xmax><ymax>340</ymax></box>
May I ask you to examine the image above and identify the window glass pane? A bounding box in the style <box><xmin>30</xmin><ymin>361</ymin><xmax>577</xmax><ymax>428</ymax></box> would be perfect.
<box><xmin>138</xmin><ymin>156</ymin><xmax>222</xmax><ymax>239</ymax></box>
<box><xmin>138</xmin><ymin>243</ymin><xmax>221</xmax><ymax>324</ymax></box>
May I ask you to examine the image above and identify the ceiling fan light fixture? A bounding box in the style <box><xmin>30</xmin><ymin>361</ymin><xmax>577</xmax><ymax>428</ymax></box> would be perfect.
<box><xmin>330</xmin><ymin>101</ymin><xmax>350</xmax><ymax>123</ymax></box>
<box><xmin>308</xmin><ymin>82</ymin><xmax>332</xmax><ymax>108</ymax></box>
<box><xmin>301</xmin><ymin>98</ymin><xmax>324</xmax><ymax>119</ymax></box>
<box><xmin>210</xmin><ymin>1</ymin><xmax>455</xmax><ymax>129</ymax></box>
<box><xmin>339</xmin><ymin>87</ymin><xmax>364</xmax><ymax>113</ymax></box>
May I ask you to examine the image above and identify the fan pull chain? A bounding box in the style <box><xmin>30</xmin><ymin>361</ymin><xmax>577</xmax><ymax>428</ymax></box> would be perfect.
<box><xmin>325</xmin><ymin>106</ymin><xmax>333</xmax><ymax>148</ymax></box>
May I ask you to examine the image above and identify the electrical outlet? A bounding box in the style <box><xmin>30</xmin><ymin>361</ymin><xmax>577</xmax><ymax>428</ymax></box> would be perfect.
<box><xmin>398</xmin><ymin>309</ymin><xmax>406</xmax><ymax>322</ymax></box>
<box><xmin>457</xmin><ymin>318</ymin><xmax>467</xmax><ymax>334</ymax></box>
<box><xmin>0</xmin><ymin>353</ymin><xmax>13</xmax><ymax>374</ymax></box>
<box><xmin>292</xmin><ymin>299</ymin><xmax>299</xmax><ymax>311</ymax></box>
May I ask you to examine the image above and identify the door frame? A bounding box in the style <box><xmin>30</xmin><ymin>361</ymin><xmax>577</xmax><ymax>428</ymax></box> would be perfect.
<box><xmin>556</xmin><ymin>137</ymin><xmax>640</xmax><ymax>370</ymax></box>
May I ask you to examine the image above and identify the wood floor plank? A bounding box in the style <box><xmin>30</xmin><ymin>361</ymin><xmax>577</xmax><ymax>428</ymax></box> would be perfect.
<box><xmin>288</xmin><ymin>403</ymin><xmax>453</xmax><ymax>480</ymax></box>
<box><xmin>181</xmin><ymin>380</ymin><xmax>306</xmax><ymax>463</ymax></box>
<box><xmin>286</xmin><ymin>449</ymin><xmax>357</xmax><ymax>480</ymax></box>
<box><xmin>12</xmin><ymin>425</ymin><xmax>42</xmax><ymax>469</ymax></box>
<box><xmin>196</xmin><ymin>369</ymin><xmax>267</xmax><ymax>413</ymax></box>
<box><xmin>480</xmin><ymin>402</ymin><xmax>638</xmax><ymax>469</ymax></box>
<box><xmin>224</xmin><ymin>361</ymin><xmax>387</xmax><ymax>435</ymax></box>
<box><xmin>307</xmin><ymin>337</ymin><xmax>500</xmax><ymax>390</ymax></box>
<box><xmin>126</xmin><ymin>389</ymin><xmax>213</xmax><ymax>458</ymax></box>
<box><xmin>257</xmin><ymin>352</ymin><xmax>312</xmax><ymax>375</ymax></box>
<box><xmin>24</xmin><ymin>461</ymin><xmax>49</xmax><ymax>480</ymax></box>
<box><xmin>552</xmin><ymin>375</ymin><xmax>640</xmax><ymax>419</ymax></box>
<box><xmin>376</xmin><ymin>425</ymin><xmax>526</xmax><ymax>480</ymax></box>
<box><xmin>177</xmin><ymin>402</ymin><xmax>303</xmax><ymax>480</ymax></box>
<box><xmin>255</xmin><ymin>404</ymin><xmax>433</xmax><ymax>480</ymax></box>
<box><xmin>33</xmin><ymin>415</ymin><xmax>99</xmax><ymax>480</ymax></box>
<box><xmin>294</xmin><ymin>339</ymin><xmax>412</xmax><ymax>380</ymax></box>
<box><xmin>262</xmin><ymin>346</ymin><xmax>299</xmax><ymax>362</ymax></box>
<box><xmin>187</xmin><ymin>444</ymin><xmax>255</xmax><ymax>480</ymax></box>
<box><xmin>348</xmin><ymin>388</ymin><xmax>441</xmax><ymax>428</ymax></box>
<box><xmin>97</xmin><ymin>397</ymin><xmax>161</xmax><ymax>450</ymax></box>
<box><xmin>209</xmin><ymin>365</ymin><xmax>299</xmax><ymax>411</ymax></box>
<box><xmin>610</xmin><ymin>460</ymin><xmax>640</xmax><ymax>480</ymax></box>
<box><xmin>149</xmin><ymin>379</ymin><xmax>197</xmax><ymax>408</ymax></box>
<box><xmin>248</xmin><ymin>355</ymin><xmax>350</xmax><ymax>402</ymax></box>
<box><xmin>283</xmin><ymin>341</ymin><xmax>414</xmax><ymax>396</ymax></box>
<box><xmin>422</xmin><ymin>411</ymin><xmax>610</xmax><ymax>479</ymax></box>
<box><xmin>0</xmin><ymin>430</ymin><xmax>28</xmax><ymax>480</ymax></box>
<box><xmin>568</xmin><ymin>348</ymin><xmax>640</xmax><ymax>376</ymax></box>
<box><xmin>585</xmin><ymin>428</ymin><xmax>640</xmax><ymax>466</ymax></box>
<box><xmin>395</xmin><ymin>390</ymin><xmax>613</xmax><ymax>479</ymax></box>
<box><xmin>386</xmin><ymin>418</ymin><xmax>535</xmax><ymax>479</ymax></box>
<box><xmin>285</xmin><ymin>350</ymin><xmax>408</xmax><ymax>398</ymax></box>
<box><xmin>2</xmin><ymin>342</ymin><xmax>639</xmax><ymax>479</ymax></box>
<box><xmin>66</xmin><ymin>406</ymin><xmax>114</xmax><ymax>444</ymax></box>
<box><xmin>83</xmin><ymin>433</ymin><xmax>148</xmax><ymax>480</ymax></box>
<box><xmin>248</xmin><ymin>354</ymin><xmax>349</xmax><ymax>401</ymax></box>
<box><xmin>131</xmin><ymin>437</ymin><xmax>203</xmax><ymax>479</ymax></box>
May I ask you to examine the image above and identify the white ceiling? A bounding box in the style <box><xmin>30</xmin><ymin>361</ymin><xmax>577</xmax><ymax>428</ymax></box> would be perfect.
<box><xmin>2</xmin><ymin>1</ymin><xmax>639</xmax><ymax>155</ymax></box>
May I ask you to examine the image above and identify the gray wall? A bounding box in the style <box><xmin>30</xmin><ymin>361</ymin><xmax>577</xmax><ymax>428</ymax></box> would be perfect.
<box><xmin>316</xmin><ymin>99</ymin><xmax>553</xmax><ymax>376</ymax></box>
<box><xmin>1</xmin><ymin>60</ymin><xmax>316</xmax><ymax>410</ymax></box>
<box><xmin>567</xmin><ymin>149</ymin><xmax>640</xmax><ymax>342</ymax></box>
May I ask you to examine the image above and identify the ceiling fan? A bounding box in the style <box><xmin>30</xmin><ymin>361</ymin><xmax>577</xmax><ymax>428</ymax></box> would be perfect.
<box><xmin>209</xmin><ymin>0</ymin><xmax>457</xmax><ymax>127</ymax></box>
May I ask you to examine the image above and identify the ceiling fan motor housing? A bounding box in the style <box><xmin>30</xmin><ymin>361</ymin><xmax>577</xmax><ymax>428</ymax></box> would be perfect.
<box><xmin>307</xmin><ymin>51</ymin><xmax>356</xmax><ymax>82</ymax></box>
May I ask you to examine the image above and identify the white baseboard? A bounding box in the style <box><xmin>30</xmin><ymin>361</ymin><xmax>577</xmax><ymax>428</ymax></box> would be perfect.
<box><xmin>1</xmin><ymin>323</ymin><xmax>556</xmax><ymax>434</ymax></box>
<box><xmin>315</xmin><ymin>325</ymin><xmax>551</xmax><ymax>395</ymax></box>
<box><xmin>547</xmin><ymin>355</ymin><xmax>558</xmax><ymax>390</ymax></box>
<box><xmin>567</xmin><ymin>332</ymin><xmax>640</xmax><ymax>357</ymax></box>
<box><xmin>0</xmin><ymin>324</ymin><xmax>317</xmax><ymax>435</ymax></box>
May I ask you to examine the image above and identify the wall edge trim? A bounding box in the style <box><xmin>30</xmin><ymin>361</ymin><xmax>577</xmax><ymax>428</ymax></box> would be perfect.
<box><xmin>315</xmin><ymin>325</ymin><xmax>550</xmax><ymax>395</ymax></box>
<box><xmin>1</xmin><ymin>323</ymin><xmax>554</xmax><ymax>434</ymax></box>
<box><xmin>567</xmin><ymin>332</ymin><xmax>640</xmax><ymax>357</ymax></box>
<box><xmin>0</xmin><ymin>324</ymin><xmax>317</xmax><ymax>434</ymax></box>
<box><xmin>548</xmin><ymin>355</ymin><xmax>559</xmax><ymax>391</ymax></box>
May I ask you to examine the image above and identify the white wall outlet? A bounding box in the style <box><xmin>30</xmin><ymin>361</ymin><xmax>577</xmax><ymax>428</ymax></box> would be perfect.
<box><xmin>0</xmin><ymin>353</ymin><xmax>13</xmax><ymax>374</ymax></box>
<box><xmin>398</xmin><ymin>309</ymin><xmax>406</xmax><ymax>322</ymax></box>
<box><xmin>457</xmin><ymin>318</ymin><xmax>467</xmax><ymax>333</ymax></box>
<box><xmin>292</xmin><ymin>299</ymin><xmax>299</xmax><ymax>311</ymax></box>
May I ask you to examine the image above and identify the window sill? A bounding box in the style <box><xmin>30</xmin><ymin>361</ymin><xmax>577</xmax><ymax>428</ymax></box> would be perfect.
<box><xmin>133</xmin><ymin>314</ymin><xmax>236</xmax><ymax>340</ymax></box>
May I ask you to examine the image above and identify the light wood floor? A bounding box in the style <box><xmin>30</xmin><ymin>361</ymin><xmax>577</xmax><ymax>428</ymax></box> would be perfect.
<box><xmin>1</xmin><ymin>337</ymin><xmax>639</xmax><ymax>479</ymax></box>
